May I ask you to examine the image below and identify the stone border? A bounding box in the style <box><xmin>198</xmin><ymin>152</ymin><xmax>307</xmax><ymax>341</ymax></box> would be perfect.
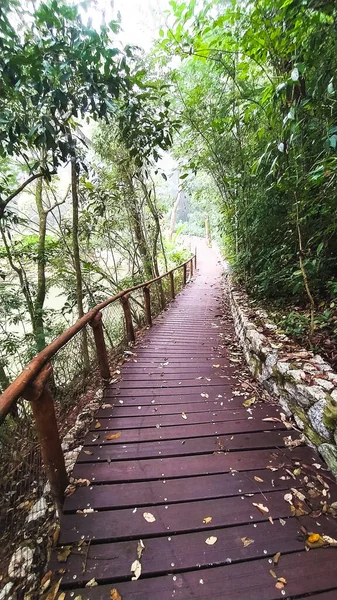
<box><xmin>226</xmin><ymin>274</ymin><xmax>337</xmax><ymax>478</ymax></box>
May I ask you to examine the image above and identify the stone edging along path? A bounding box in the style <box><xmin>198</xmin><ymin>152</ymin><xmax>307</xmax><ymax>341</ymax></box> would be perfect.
<box><xmin>225</xmin><ymin>274</ymin><xmax>337</xmax><ymax>478</ymax></box>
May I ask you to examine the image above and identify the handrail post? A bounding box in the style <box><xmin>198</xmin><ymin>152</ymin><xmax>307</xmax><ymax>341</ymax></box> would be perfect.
<box><xmin>190</xmin><ymin>258</ymin><xmax>194</xmax><ymax>278</ymax></box>
<box><xmin>143</xmin><ymin>285</ymin><xmax>152</xmax><ymax>327</ymax></box>
<box><xmin>120</xmin><ymin>294</ymin><xmax>135</xmax><ymax>343</ymax></box>
<box><xmin>23</xmin><ymin>364</ymin><xmax>68</xmax><ymax>507</ymax></box>
<box><xmin>169</xmin><ymin>271</ymin><xmax>175</xmax><ymax>299</ymax></box>
<box><xmin>183</xmin><ymin>263</ymin><xmax>187</xmax><ymax>285</ymax></box>
<box><xmin>90</xmin><ymin>312</ymin><xmax>110</xmax><ymax>380</ymax></box>
<box><xmin>194</xmin><ymin>249</ymin><xmax>197</xmax><ymax>270</ymax></box>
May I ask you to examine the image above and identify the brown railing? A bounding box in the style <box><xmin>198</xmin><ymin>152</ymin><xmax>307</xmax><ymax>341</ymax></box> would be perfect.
<box><xmin>0</xmin><ymin>253</ymin><xmax>196</xmax><ymax>506</ymax></box>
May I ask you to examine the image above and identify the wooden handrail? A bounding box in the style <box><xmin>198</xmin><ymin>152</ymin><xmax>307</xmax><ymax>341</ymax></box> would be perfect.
<box><xmin>0</xmin><ymin>254</ymin><xmax>195</xmax><ymax>421</ymax></box>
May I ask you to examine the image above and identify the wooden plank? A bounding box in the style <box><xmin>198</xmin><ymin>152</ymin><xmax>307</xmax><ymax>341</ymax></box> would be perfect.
<box><xmin>83</xmin><ymin>419</ymin><xmax>284</xmax><ymax>445</ymax></box>
<box><xmin>51</xmin><ymin>518</ymin><xmax>311</xmax><ymax>586</ymax></box>
<box><xmin>59</xmin><ymin>489</ymin><xmax>303</xmax><ymax>544</ymax></box>
<box><xmin>63</xmin><ymin>468</ymin><xmax>302</xmax><ymax>512</ymax></box>
<box><xmin>101</xmin><ymin>393</ymin><xmax>246</xmax><ymax>406</ymax></box>
<box><xmin>89</xmin><ymin>406</ymin><xmax>284</xmax><ymax>430</ymax></box>
<box><xmin>105</xmin><ymin>385</ymin><xmax>245</xmax><ymax>398</ymax></box>
<box><xmin>96</xmin><ymin>399</ymin><xmax>240</xmax><ymax>417</ymax></box>
<box><xmin>72</xmin><ymin>447</ymin><xmax>315</xmax><ymax>483</ymax></box>
<box><xmin>58</xmin><ymin>549</ymin><xmax>337</xmax><ymax>600</ymax></box>
<box><xmin>78</xmin><ymin>431</ymin><xmax>299</xmax><ymax>462</ymax></box>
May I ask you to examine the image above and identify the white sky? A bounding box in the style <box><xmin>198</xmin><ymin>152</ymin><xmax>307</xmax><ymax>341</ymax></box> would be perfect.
<box><xmin>92</xmin><ymin>0</ymin><xmax>172</xmax><ymax>50</ymax></box>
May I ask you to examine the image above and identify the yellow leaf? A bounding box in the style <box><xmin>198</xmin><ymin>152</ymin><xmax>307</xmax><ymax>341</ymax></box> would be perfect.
<box><xmin>307</xmin><ymin>533</ymin><xmax>321</xmax><ymax>543</ymax></box>
<box><xmin>242</xmin><ymin>397</ymin><xmax>256</xmax><ymax>407</ymax></box>
<box><xmin>203</xmin><ymin>516</ymin><xmax>212</xmax><ymax>524</ymax></box>
<box><xmin>273</xmin><ymin>552</ymin><xmax>281</xmax><ymax>565</ymax></box>
<box><xmin>269</xmin><ymin>569</ymin><xmax>277</xmax><ymax>579</ymax></box>
<box><xmin>205</xmin><ymin>536</ymin><xmax>218</xmax><ymax>545</ymax></box>
<box><xmin>57</xmin><ymin>546</ymin><xmax>72</xmax><ymax>563</ymax></box>
<box><xmin>106</xmin><ymin>432</ymin><xmax>121</xmax><ymax>440</ymax></box>
<box><xmin>95</xmin><ymin>422</ymin><xmax>101</xmax><ymax>429</ymax></box>
<box><xmin>278</xmin><ymin>577</ymin><xmax>287</xmax><ymax>584</ymax></box>
<box><xmin>110</xmin><ymin>590</ymin><xmax>122</xmax><ymax>600</ymax></box>
<box><xmin>254</xmin><ymin>476</ymin><xmax>264</xmax><ymax>483</ymax></box>
<box><xmin>57</xmin><ymin>594</ymin><xmax>66</xmax><ymax>600</ymax></box>
<box><xmin>241</xmin><ymin>537</ymin><xmax>254</xmax><ymax>547</ymax></box>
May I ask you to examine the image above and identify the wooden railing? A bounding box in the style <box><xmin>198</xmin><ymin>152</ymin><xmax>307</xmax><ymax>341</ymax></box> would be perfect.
<box><xmin>0</xmin><ymin>253</ymin><xmax>197</xmax><ymax>506</ymax></box>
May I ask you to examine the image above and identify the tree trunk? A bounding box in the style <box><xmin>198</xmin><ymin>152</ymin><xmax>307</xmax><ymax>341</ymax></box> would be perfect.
<box><xmin>34</xmin><ymin>176</ymin><xmax>47</xmax><ymax>351</ymax></box>
<box><xmin>71</xmin><ymin>158</ymin><xmax>90</xmax><ymax>369</ymax></box>
<box><xmin>127</xmin><ymin>176</ymin><xmax>154</xmax><ymax>281</ymax></box>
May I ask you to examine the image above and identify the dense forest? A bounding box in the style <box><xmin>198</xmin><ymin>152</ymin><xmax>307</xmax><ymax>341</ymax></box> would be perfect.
<box><xmin>0</xmin><ymin>0</ymin><xmax>337</xmax><ymax>391</ymax></box>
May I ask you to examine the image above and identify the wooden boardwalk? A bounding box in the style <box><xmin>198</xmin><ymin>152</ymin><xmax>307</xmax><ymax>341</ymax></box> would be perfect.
<box><xmin>54</xmin><ymin>245</ymin><xmax>337</xmax><ymax>599</ymax></box>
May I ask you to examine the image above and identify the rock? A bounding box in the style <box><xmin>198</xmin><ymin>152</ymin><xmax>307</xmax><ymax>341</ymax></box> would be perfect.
<box><xmin>276</xmin><ymin>362</ymin><xmax>290</xmax><ymax>375</ymax></box>
<box><xmin>26</xmin><ymin>497</ymin><xmax>47</xmax><ymax>524</ymax></box>
<box><xmin>8</xmin><ymin>546</ymin><xmax>34</xmax><ymax>579</ymax></box>
<box><xmin>286</xmin><ymin>369</ymin><xmax>304</xmax><ymax>384</ymax></box>
<box><xmin>315</xmin><ymin>378</ymin><xmax>335</xmax><ymax>392</ymax></box>
<box><xmin>308</xmin><ymin>400</ymin><xmax>332</xmax><ymax>440</ymax></box>
<box><xmin>334</xmin><ymin>428</ymin><xmax>337</xmax><ymax>446</ymax></box>
<box><xmin>331</xmin><ymin>389</ymin><xmax>337</xmax><ymax>403</ymax></box>
<box><xmin>0</xmin><ymin>582</ymin><xmax>14</xmax><ymax>600</ymax></box>
<box><xmin>318</xmin><ymin>443</ymin><xmax>337</xmax><ymax>477</ymax></box>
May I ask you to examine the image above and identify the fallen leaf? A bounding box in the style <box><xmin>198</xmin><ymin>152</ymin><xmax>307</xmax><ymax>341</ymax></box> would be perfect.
<box><xmin>269</xmin><ymin>569</ymin><xmax>277</xmax><ymax>579</ymax></box>
<box><xmin>322</xmin><ymin>534</ymin><xmax>337</xmax><ymax>546</ymax></box>
<box><xmin>45</xmin><ymin>579</ymin><xmax>62</xmax><ymax>600</ymax></box>
<box><xmin>83</xmin><ymin>450</ymin><xmax>93</xmax><ymax>455</ymax></box>
<box><xmin>278</xmin><ymin>577</ymin><xmax>287</xmax><ymax>584</ymax></box>
<box><xmin>279</xmin><ymin>518</ymin><xmax>286</xmax><ymax>526</ymax></box>
<box><xmin>57</xmin><ymin>546</ymin><xmax>72</xmax><ymax>563</ymax></box>
<box><xmin>205</xmin><ymin>536</ymin><xmax>218</xmax><ymax>545</ymax></box>
<box><xmin>284</xmin><ymin>493</ymin><xmax>293</xmax><ymax>505</ymax></box>
<box><xmin>52</xmin><ymin>525</ymin><xmax>60</xmax><ymax>546</ymax></box>
<box><xmin>181</xmin><ymin>412</ymin><xmax>187</xmax><ymax>420</ymax></box>
<box><xmin>275</xmin><ymin>581</ymin><xmax>284</xmax><ymax>590</ymax></box>
<box><xmin>201</xmin><ymin>392</ymin><xmax>209</xmax><ymax>398</ymax></box>
<box><xmin>143</xmin><ymin>512</ymin><xmax>156</xmax><ymax>523</ymax></box>
<box><xmin>242</xmin><ymin>397</ymin><xmax>256</xmax><ymax>407</ymax></box>
<box><xmin>252</xmin><ymin>502</ymin><xmax>269</xmax><ymax>515</ymax></box>
<box><xmin>137</xmin><ymin>539</ymin><xmax>145</xmax><ymax>559</ymax></box>
<box><xmin>75</xmin><ymin>478</ymin><xmax>90</xmax><ymax>487</ymax></box>
<box><xmin>268</xmin><ymin>516</ymin><xmax>274</xmax><ymax>525</ymax></box>
<box><xmin>203</xmin><ymin>516</ymin><xmax>212</xmax><ymax>524</ymax></box>
<box><xmin>283</xmin><ymin>435</ymin><xmax>303</xmax><ymax>448</ymax></box>
<box><xmin>266</xmin><ymin>466</ymin><xmax>278</xmax><ymax>472</ymax></box>
<box><xmin>273</xmin><ymin>552</ymin><xmax>281</xmax><ymax>565</ymax></box>
<box><xmin>95</xmin><ymin>422</ymin><xmax>101</xmax><ymax>429</ymax></box>
<box><xmin>106</xmin><ymin>432</ymin><xmax>121</xmax><ymax>441</ymax></box>
<box><xmin>85</xmin><ymin>578</ymin><xmax>98</xmax><ymax>587</ymax></box>
<box><xmin>241</xmin><ymin>537</ymin><xmax>254</xmax><ymax>547</ymax></box>
<box><xmin>57</xmin><ymin>594</ymin><xmax>66</xmax><ymax>600</ymax></box>
<box><xmin>110</xmin><ymin>590</ymin><xmax>122</xmax><ymax>600</ymax></box>
<box><xmin>213</xmin><ymin>364</ymin><xmax>220</xmax><ymax>368</ymax></box>
<box><xmin>254</xmin><ymin>476</ymin><xmax>264</xmax><ymax>483</ymax></box>
<box><xmin>131</xmin><ymin>559</ymin><xmax>141</xmax><ymax>580</ymax></box>
<box><xmin>41</xmin><ymin>570</ymin><xmax>53</xmax><ymax>591</ymax></box>
<box><xmin>291</xmin><ymin>488</ymin><xmax>306</xmax><ymax>502</ymax></box>
<box><xmin>262</xmin><ymin>417</ymin><xmax>280</xmax><ymax>423</ymax></box>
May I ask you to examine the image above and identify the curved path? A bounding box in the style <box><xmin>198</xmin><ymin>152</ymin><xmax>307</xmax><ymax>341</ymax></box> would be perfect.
<box><xmin>53</xmin><ymin>243</ymin><xmax>337</xmax><ymax>599</ymax></box>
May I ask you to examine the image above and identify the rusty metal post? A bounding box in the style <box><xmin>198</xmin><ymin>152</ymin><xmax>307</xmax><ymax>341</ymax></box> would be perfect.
<box><xmin>120</xmin><ymin>294</ymin><xmax>135</xmax><ymax>343</ymax></box>
<box><xmin>90</xmin><ymin>312</ymin><xmax>110</xmax><ymax>380</ymax></box>
<box><xmin>183</xmin><ymin>263</ymin><xmax>187</xmax><ymax>285</ymax></box>
<box><xmin>143</xmin><ymin>286</ymin><xmax>152</xmax><ymax>327</ymax></box>
<box><xmin>190</xmin><ymin>258</ymin><xmax>194</xmax><ymax>278</ymax></box>
<box><xmin>23</xmin><ymin>364</ymin><xmax>68</xmax><ymax>507</ymax></box>
<box><xmin>169</xmin><ymin>271</ymin><xmax>175</xmax><ymax>299</ymax></box>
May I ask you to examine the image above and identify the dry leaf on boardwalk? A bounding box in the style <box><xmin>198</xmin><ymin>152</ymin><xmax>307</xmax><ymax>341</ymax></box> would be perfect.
<box><xmin>110</xmin><ymin>590</ymin><xmax>122</xmax><ymax>600</ymax></box>
<box><xmin>181</xmin><ymin>412</ymin><xmax>187</xmax><ymax>420</ymax></box>
<box><xmin>242</xmin><ymin>397</ymin><xmax>256</xmax><ymax>408</ymax></box>
<box><xmin>254</xmin><ymin>476</ymin><xmax>264</xmax><ymax>483</ymax></box>
<box><xmin>306</xmin><ymin>532</ymin><xmax>337</xmax><ymax>548</ymax></box>
<box><xmin>94</xmin><ymin>422</ymin><xmax>101</xmax><ymax>429</ymax></box>
<box><xmin>57</xmin><ymin>546</ymin><xmax>71</xmax><ymax>563</ymax></box>
<box><xmin>83</xmin><ymin>450</ymin><xmax>93</xmax><ymax>455</ymax></box>
<box><xmin>252</xmin><ymin>502</ymin><xmax>269</xmax><ymax>515</ymax></box>
<box><xmin>85</xmin><ymin>578</ymin><xmax>98</xmax><ymax>587</ymax></box>
<box><xmin>284</xmin><ymin>493</ymin><xmax>293</xmax><ymax>505</ymax></box>
<box><xmin>137</xmin><ymin>539</ymin><xmax>145</xmax><ymax>559</ymax></box>
<box><xmin>131</xmin><ymin>559</ymin><xmax>141</xmax><ymax>580</ymax></box>
<box><xmin>241</xmin><ymin>537</ymin><xmax>254</xmax><ymax>547</ymax></box>
<box><xmin>203</xmin><ymin>516</ymin><xmax>212</xmax><ymax>524</ymax></box>
<box><xmin>205</xmin><ymin>536</ymin><xmax>218</xmax><ymax>545</ymax></box>
<box><xmin>106</xmin><ymin>432</ymin><xmax>121</xmax><ymax>441</ymax></box>
<box><xmin>201</xmin><ymin>392</ymin><xmax>209</xmax><ymax>398</ymax></box>
<box><xmin>273</xmin><ymin>552</ymin><xmax>281</xmax><ymax>565</ymax></box>
<box><xmin>143</xmin><ymin>512</ymin><xmax>156</xmax><ymax>523</ymax></box>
